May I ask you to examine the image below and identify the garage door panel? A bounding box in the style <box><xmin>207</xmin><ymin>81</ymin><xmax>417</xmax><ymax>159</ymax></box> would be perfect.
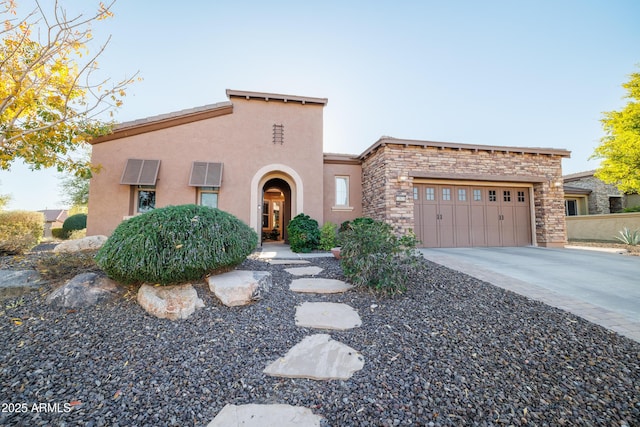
<box><xmin>414</xmin><ymin>184</ymin><xmax>532</xmax><ymax>248</ymax></box>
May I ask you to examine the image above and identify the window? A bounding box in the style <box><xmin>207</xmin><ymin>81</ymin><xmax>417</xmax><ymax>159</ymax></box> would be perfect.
<box><xmin>136</xmin><ymin>186</ymin><xmax>156</xmax><ymax>213</ymax></box>
<box><xmin>198</xmin><ymin>187</ymin><xmax>218</xmax><ymax>208</ymax></box>
<box><xmin>458</xmin><ymin>189</ymin><xmax>466</xmax><ymax>201</ymax></box>
<box><xmin>503</xmin><ymin>190</ymin><xmax>511</xmax><ymax>202</ymax></box>
<box><xmin>442</xmin><ymin>188</ymin><xmax>451</xmax><ymax>201</ymax></box>
<box><xmin>425</xmin><ymin>187</ymin><xmax>435</xmax><ymax>201</ymax></box>
<box><xmin>565</xmin><ymin>199</ymin><xmax>578</xmax><ymax>216</ymax></box>
<box><xmin>489</xmin><ymin>190</ymin><xmax>497</xmax><ymax>202</ymax></box>
<box><xmin>335</xmin><ymin>176</ymin><xmax>349</xmax><ymax>206</ymax></box>
<box><xmin>413</xmin><ymin>187</ymin><xmax>419</xmax><ymax>200</ymax></box>
<box><xmin>517</xmin><ymin>191</ymin><xmax>526</xmax><ymax>203</ymax></box>
<box><xmin>473</xmin><ymin>189</ymin><xmax>482</xmax><ymax>201</ymax></box>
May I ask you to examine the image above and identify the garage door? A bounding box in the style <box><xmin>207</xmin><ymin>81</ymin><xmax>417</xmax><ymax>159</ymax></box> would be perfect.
<box><xmin>413</xmin><ymin>184</ymin><xmax>532</xmax><ymax>248</ymax></box>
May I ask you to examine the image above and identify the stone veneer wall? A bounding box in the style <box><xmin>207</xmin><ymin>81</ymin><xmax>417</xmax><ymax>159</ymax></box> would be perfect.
<box><xmin>361</xmin><ymin>144</ymin><xmax>567</xmax><ymax>246</ymax></box>
<box><xmin>565</xmin><ymin>175</ymin><xmax>623</xmax><ymax>214</ymax></box>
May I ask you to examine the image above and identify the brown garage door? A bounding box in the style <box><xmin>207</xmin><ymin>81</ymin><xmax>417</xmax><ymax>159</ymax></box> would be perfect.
<box><xmin>413</xmin><ymin>184</ymin><xmax>532</xmax><ymax>248</ymax></box>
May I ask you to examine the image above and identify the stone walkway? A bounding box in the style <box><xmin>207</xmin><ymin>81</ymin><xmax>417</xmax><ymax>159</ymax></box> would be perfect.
<box><xmin>208</xmin><ymin>259</ymin><xmax>360</xmax><ymax>426</ymax></box>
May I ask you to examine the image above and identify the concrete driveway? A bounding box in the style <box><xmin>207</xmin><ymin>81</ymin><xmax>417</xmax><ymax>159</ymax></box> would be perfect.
<box><xmin>419</xmin><ymin>246</ymin><xmax>640</xmax><ymax>342</ymax></box>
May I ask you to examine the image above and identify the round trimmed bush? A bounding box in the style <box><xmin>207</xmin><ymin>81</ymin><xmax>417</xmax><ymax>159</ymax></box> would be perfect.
<box><xmin>62</xmin><ymin>213</ymin><xmax>87</xmax><ymax>233</ymax></box>
<box><xmin>287</xmin><ymin>213</ymin><xmax>320</xmax><ymax>253</ymax></box>
<box><xmin>95</xmin><ymin>205</ymin><xmax>258</xmax><ymax>285</ymax></box>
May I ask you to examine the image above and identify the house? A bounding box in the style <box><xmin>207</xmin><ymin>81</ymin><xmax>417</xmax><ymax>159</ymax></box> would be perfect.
<box><xmin>87</xmin><ymin>89</ymin><xmax>570</xmax><ymax>248</ymax></box>
<box><xmin>38</xmin><ymin>209</ymin><xmax>68</xmax><ymax>238</ymax></box>
<box><xmin>563</xmin><ymin>170</ymin><xmax>640</xmax><ymax>215</ymax></box>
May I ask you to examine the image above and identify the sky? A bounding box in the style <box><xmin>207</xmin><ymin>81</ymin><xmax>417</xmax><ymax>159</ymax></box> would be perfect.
<box><xmin>1</xmin><ymin>0</ymin><xmax>639</xmax><ymax>211</ymax></box>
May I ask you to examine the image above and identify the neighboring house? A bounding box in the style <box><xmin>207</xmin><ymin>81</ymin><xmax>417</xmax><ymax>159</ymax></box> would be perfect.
<box><xmin>563</xmin><ymin>170</ymin><xmax>640</xmax><ymax>215</ymax></box>
<box><xmin>87</xmin><ymin>89</ymin><xmax>570</xmax><ymax>248</ymax></box>
<box><xmin>38</xmin><ymin>209</ymin><xmax>68</xmax><ymax>238</ymax></box>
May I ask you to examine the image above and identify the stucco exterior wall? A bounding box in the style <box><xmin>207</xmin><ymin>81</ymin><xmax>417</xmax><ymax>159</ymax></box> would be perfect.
<box><xmin>87</xmin><ymin>97</ymin><xmax>325</xmax><ymax>236</ymax></box>
<box><xmin>322</xmin><ymin>158</ymin><xmax>363</xmax><ymax>227</ymax></box>
<box><xmin>566</xmin><ymin>212</ymin><xmax>640</xmax><ymax>241</ymax></box>
<box><xmin>361</xmin><ymin>143</ymin><xmax>568</xmax><ymax>246</ymax></box>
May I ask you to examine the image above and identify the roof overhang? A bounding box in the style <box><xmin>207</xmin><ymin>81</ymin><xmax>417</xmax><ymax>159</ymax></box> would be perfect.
<box><xmin>226</xmin><ymin>89</ymin><xmax>328</xmax><ymax>106</ymax></box>
<box><xmin>359</xmin><ymin>136</ymin><xmax>571</xmax><ymax>160</ymax></box>
<box><xmin>323</xmin><ymin>153</ymin><xmax>361</xmax><ymax>165</ymax></box>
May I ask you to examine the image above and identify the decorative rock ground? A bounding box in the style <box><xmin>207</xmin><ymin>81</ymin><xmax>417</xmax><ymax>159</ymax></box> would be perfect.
<box><xmin>263</xmin><ymin>333</ymin><xmax>364</xmax><ymax>380</ymax></box>
<box><xmin>208</xmin><ymin>270</ymin><xmax>271</xmax><ymax>306</ymax></box>
<box><xmin>137</xmin><ymin>283</ymin><xmax>204</xmax><ymax>320</ymax></box>
<box><xmin>0</xmin><ymin>270</ymin><xmax>41</xmax><ymax>299</ymax></box>
<box><xmin>290</xmin><ymin>278</ymin><xmax>354</xmax><ymax>294</ymax></box>
<box><xmin>208</xmin><ymin>403</ymin><xmax>324</xmax><ymax>426</ymax></box>
<box><xmin>295</xmin><ymin>301</ymin><xmax>362</xmax><ymax>330</ymax></box>
<box><xmin>46</xmin><ymin>272</ymin><xmax>121</xmax><ymax>308</ymax></box>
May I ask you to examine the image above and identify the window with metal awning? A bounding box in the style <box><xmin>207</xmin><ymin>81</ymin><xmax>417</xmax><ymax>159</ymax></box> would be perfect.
<box><xmin>189</xmin><ymin>162</ymin><xmax>223</xmax><ymax>208</ymax></box>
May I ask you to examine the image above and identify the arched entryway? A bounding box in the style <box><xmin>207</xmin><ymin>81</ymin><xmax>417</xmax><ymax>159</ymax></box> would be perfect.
<box><xmin>250</xmin><ymin>164</ymin><xmax>303</xmax><ymax>246</ymax></box>
<box><xmin>262</xmin><ymin>178</ymin><xmax>292</xmax><ymax>242</ymax></box>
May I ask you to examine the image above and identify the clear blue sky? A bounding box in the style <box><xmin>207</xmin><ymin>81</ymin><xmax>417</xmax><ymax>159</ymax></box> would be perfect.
<box><xmin>1</xmin><ymin>0</ymin><xmax>639</xmax><ymax>210</ymax></box>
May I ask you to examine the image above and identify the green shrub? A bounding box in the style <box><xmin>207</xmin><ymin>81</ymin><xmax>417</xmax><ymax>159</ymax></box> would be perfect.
<box><xmin>337</xmin><ymin>217</ymin><xmax>375</xmax><ymax>246</ymax></box>
<box><xmin>0</xmin><ymin>211</ymin><xmax>44</xmax><ymax>255</ymax></box>
<box><xmin>95</xmin><ymin>204</ymin><xmax>258</xmax><ymax>285</ymax></box>
<box><xmin>318</xmin><ymin>221</ymin><xmax>338</xmax><ymax>250</ymax></box>
<box><xmin>340</xmin><ymin>219</ymin><xmax>422</xmax><ymax>295</ymax></box>
<box><xmin>51</xmin><ymin>227</ymin><xmax>68</xmax><ymax>239</ymax></box>
<box><xmin>287</xmin><ymin>213</ymin><xmax>320</xmax><ymax>253</ymax></box>
<box><xmin>62</xmin><ymin>213</ymin><xmax>87</xmax><ymax>233</ymax></box>
<box><xmin>623</xmin><ymin>205</ymin><xmax>640</xmax><ymax>213</ymax></box>
<box><xmin>615</xmin><ymin>227</ymin><xmax>640</xmax><ymax>245</ymax></box>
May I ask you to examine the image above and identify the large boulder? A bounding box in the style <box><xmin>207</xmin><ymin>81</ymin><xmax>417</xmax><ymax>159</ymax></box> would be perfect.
<box><xmin>137</xmin><ymin>283</ymin><xmax>204</xmax><ymax>320</ymax></box>
<box><xmin>53</xmin><ymin>235</ymin><xmax>107</xmax><ymax>253</ymax></box>
<box><xmin>208</xmin><ymin>270</ymin><xmax>271</xmax><ymax>307</ymax></box>
<box><xmin>46</xmin><ymin>272</ymin><xmax>121</xmax><ymax>308</ymax></box>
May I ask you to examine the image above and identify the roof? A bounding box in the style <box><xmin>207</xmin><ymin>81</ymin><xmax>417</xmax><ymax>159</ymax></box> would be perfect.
<box><xmin>90</xmin><ymin>101</ymin><xmax>233</xmax><ymax>144</ymax></box>
<box><xmin>323</xmin><ymin>152</ymin><xmax>360</xmax><ymax>165</ymax></box>
<box><xmin>563</xmin><ymin>185</ymin><xmax>592</xmax><ymax>195</ymax></box>
<box><xmin>38</xmin><ymin>209</ymin><xmax>68</xmax><ymax>222</ymax></box>
<box><xmin>563</xmin><ymin>170</ymin><xmax>597</xmax><ymax>182</ymax></box>
<box><xmin>358</xmin><ymin>136</ymin><xmax>572</xmax><ymax>160</ymax></box>
<box><xmin>226</xmin><ymin>89</ymin><xmax>328</xmax><ymax>106</ymax></box>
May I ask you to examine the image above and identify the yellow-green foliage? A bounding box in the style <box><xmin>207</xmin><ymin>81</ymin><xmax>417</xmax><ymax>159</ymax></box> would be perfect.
<box><xmin>593</xmin><ymin>69</ymin><xmax>640</xmax><ymax>193</ymax></box>
<box><xmin>0</xmin><ymin>211</ymin><xmax>44</xmax><ymax>254</ymax></box>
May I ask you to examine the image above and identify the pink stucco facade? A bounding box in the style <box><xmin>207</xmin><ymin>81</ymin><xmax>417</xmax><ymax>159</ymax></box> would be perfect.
<box><xmin>87</xmin><ymin>89</ymin><xmax>570</xmax><ymax>248</ymax></box>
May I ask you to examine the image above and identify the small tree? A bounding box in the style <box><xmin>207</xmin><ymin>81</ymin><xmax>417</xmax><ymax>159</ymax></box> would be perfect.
<box><xmin>592</xmin><ymin>68</ymin><xmax>640</xmax><ymax>193</ymax></box>
<box><xmin>0</xmin><ymin>0</ymin><xmax>138</xmax><ymax>177</ymax></box>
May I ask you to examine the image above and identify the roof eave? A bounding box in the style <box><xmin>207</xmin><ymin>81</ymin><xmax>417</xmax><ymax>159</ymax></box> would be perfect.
<box><xmin>226</xmin><ymin>89</ymin><xmax>328</xmax><ymax>106</ymax></box>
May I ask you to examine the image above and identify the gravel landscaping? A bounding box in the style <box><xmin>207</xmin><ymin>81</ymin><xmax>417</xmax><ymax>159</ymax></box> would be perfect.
<box><xmin>0</xmin><ymin>250</ymin><xmax>639</xmax><ymax>426</ymax></box>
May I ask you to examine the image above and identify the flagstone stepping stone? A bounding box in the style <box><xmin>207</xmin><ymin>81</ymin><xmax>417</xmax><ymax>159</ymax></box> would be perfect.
<box><xmin>264</xmin><ymin>334</ymin><xmax>364</xmax><ymax>380</ymax></box>
<box><xmin>208</xmin><ymin>403</ymin><xmax>323</xmax><ymax>426</ymax></box>
<box><xmin>284</xmin><ymin>266</ymin><xmax>323</xmax><ymax>276</ymax></box>
<box><xmin>267</xmin><ymin>259</ymin><xmax>310</xmax><ymax>265</ymax></box>
<box><xmin>295</xmin><ymin>302</ymin><xmax>362</xmax><ymax>330</ymax></box>
<box><xmin>208</xmin><ymin>270</ymin><xmax>271</xmax><ymax>307</ymax></box>
<box><xmin>290</xmin><ymin>278</ymin><xmax>354</xmax><ymax>294</ymax></box>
